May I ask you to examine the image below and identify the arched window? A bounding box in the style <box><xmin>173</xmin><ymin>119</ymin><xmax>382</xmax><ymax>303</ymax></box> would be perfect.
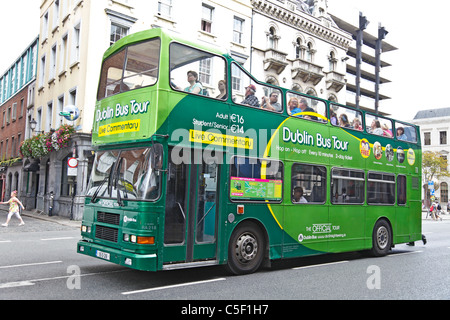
<box><xmin>329</xmin><ymin>51</ymin><xmax>337</xmax><ymax>71</ymax></box>
<box><xmin>295</xmin><ymin>38</ymin><xmax>302</xmax><ymax>59</ymax></box>
<box><xmin>306</xmin><ymin>42</ymin><xmax>314</xmax><ymax>62</ymax></box>
<box><xmin>268</xmin><ymin>27</ymin><xmax>277</xmax><ymax>49</ymax></box>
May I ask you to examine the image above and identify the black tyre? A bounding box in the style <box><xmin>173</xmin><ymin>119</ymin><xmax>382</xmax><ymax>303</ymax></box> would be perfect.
<box><xmin>226</xmin><ymin>222</ymin><xmax>266</xmax><ymax>275</ymax></box>
<box><xmin>371</xmin><ymin>219</ymin><xmax>392</xmax><ymax>257</ymax></box>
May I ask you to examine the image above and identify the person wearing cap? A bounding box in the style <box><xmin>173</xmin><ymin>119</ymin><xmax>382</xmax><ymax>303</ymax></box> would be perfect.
<box><xmin>241</xmin><ymin>84</ymin><xmax>260</xmax><ymax>108</ymax></box>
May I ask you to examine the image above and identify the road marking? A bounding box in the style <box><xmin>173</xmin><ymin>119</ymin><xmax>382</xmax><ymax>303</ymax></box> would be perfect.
<box><xmin>41</xmin><ymin>237</ymin><xmax>75</xmax><ymax>241</ymax></box>
<box><xmin>0</xmin><ymin>281</ymin><xmax>35</xmax><ymax>289</ymax></box>
<box><xmin>0</xmin><ymin>269</ymin><xmax>129</xmax><ymax>290</ymax></box>
<box><xmin>0</xmin><ymin>241</ymin><xmax>12</xmax><ymax>243</ymax></box>
<box><xmin>388</xmin><ymin>251</ymin><xmax>423</xmax><ymax>257</ymax></box>
<box><xmin>122</xmin><ymin>278</ymin><xmax>227</xmax><ymax>295</ymax></box>
<box><xmin>292</xmin><ymin>260</ymin><xmax>349</xmax><ymax>270</ymax></box>
<box><xmin>0</xmin><ymin>261</ymin><xmax>63</xmax><ymax>270</ymax></box>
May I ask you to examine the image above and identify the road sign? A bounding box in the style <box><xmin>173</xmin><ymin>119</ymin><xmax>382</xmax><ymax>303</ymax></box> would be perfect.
<box><xmin>68</xmin><ymin>157</ymin><xmax>78</xmax><ymax>176</ymax></box>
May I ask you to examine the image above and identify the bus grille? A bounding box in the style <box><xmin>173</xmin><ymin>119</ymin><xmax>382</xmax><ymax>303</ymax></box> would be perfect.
<box><xmin>97</xmin><ymin>212</ymin><xmax>120</xmax><ymax>226</ymax></box>
<box><xmin>95</xmin><ymin>226</ymin><xmax>119</xmax><ymax>243</ymax></box>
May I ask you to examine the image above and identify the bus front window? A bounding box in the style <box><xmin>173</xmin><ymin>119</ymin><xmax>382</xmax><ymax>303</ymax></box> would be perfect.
<box><xmin>97</xmin><ymin>38</ymin><xmax>161</xmax><ymax>100</ymax></box>
<box><xmin>87</xmin><ymin>146</ymin><xmax>163</xmax><ymax>202</ymax></box>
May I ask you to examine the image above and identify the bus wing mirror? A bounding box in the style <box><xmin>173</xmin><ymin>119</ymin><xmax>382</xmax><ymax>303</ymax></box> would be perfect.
<box><xmin>151</xmin><ymin>144</ymin><xmax>164</xmax><ymax>171</ymax></box>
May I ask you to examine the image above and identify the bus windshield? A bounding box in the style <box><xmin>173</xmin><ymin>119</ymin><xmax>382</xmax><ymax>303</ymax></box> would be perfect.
<box><xmin>87</xmin><ymin>146</ymin><xmax>162</xmax><ymax>202</ymax></box>
<box><xmin>97</xmin><ymin>38</ymin><xmax>161</xmax><ymax>100</ymax></box>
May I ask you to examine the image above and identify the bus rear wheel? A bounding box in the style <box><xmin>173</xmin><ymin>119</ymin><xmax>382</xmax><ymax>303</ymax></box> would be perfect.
<box><xmin>371</xmin><ymin>219</ymin><xmax>392</xmax><ymax>257</ymax></box>
<box><xmin>227</xmin><ymin>222</ymin><xmax>265</xmax><ymax>275</ymax></box>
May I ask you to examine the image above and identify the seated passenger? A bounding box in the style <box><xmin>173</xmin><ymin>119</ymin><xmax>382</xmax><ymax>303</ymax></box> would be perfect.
<box><xmin>370</xmin><ymin>119</ymin><xmax>383</xmax><ymax>135</ymax></box>
<box><xmin>184</xmin><ymin>71</ymin><xmax>203</xmax><ymax>94</ymax></box>
<box><xmin>293</xmin><ymin>186</ymin><xmax>308</xmax><ymax>203</ymax></box>
<box><xmin>298</xmin><ymin>98</ymin><xmax>317</xmax><ymax>121</ymax></box>
<box><xmin>288</xmin><ymin>97</ymin><xmax>302</xmax><ymax>116</ymax></box>
<box><xmin>352</xmin><ymin>117</ymin><xmax>363</xmax><ymax>131</ymax></box>
<box><xmin>396</xmin><ymin>127</ymin><xmax>407</xmax><ymax>140</ymax></box>
<box><xmin>216</xmin><ymin>80</ymin><xmax>227</xmax><ymax>100</ymax></box>
<box><xmin>339</xmin><ymin>114</ymin><xmax>351</xmax><ymax>128</ymax></box>
<box><xmin>241</xmin><ymin>84</ymin><xmax>260</xmax><ymax>107</ymax></box>
<box><xmin>261</xmin><ymin>92</ymin><xmax>281</xmax><ymax>111</ymax></box>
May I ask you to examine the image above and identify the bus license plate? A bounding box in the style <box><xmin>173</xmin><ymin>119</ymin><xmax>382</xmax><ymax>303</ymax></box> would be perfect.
<box><xmin>96</xmin><ymin>250</ymin><xmax>110</xmax><ymax>261</ymax></box>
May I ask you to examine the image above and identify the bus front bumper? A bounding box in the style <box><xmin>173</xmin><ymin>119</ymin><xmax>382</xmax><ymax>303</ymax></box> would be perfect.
<box><xmin>77</xmin><ymin>240</ymin><xmax>158</xmax><ymax>272</ymax></box>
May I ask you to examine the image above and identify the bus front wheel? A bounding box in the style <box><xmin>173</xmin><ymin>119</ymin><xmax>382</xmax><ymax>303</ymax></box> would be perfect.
<box><xmin>371</xmin><ymin>219</ymin><xmax>392</xmax><ymax>257</ymax></box>
<box><xmin>227</xmin><ymin>222</ymin><xmax>265</xmax><ymax>275</ymax></box>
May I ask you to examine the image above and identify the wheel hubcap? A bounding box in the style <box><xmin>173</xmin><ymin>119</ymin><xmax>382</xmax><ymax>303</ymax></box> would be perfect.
<box><xmin>236</xmin><ymin>233</ymin><xmax>258</xmax><ymax>263</ymax></box>
<box><xmin>377</xmin><ymin>226</ymin><xmax>388</xmax><ymax>249</ymax></box>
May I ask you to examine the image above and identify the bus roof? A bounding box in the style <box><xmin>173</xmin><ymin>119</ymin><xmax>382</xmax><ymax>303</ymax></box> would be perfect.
<box><xmin>103</xmin><ymin>27</ymin><xmax>229</xmax><ymax>61</ymax></box>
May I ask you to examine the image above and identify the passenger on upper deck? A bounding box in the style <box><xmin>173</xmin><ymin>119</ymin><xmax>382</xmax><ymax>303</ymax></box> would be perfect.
<box><xmin>396</xmin><ymin>127</ymin><xmax>407</xmax><ymax>140</ymax></box>
<box><xmin>261</xmin><ymin>92</ymin><xmax>281</xmax><ymax>112</ymax></box>
<box><xmin>216</xmin><ymin>80</ymin><xmax>227</xmax><ymax>100</ymax></box>
<box><xmin>241</xmin><ymin>84</ymin><xmax>260</xmax><ymax>107</ymax></box>
<box><xmin>184</xmin><ymin>71</ymin><xmax>203</xmax><ymax>94</ymax></box>
<box><xmin>370</xmin><ymin>119</ymin><xmax>383</xmax><ymax>135</ymax></box>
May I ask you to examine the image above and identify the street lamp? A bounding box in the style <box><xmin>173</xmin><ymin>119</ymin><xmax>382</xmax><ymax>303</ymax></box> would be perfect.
<box><xmin>29</xmin><ymin>118</ymin><xmax>37</xmax><ymax>133</ymax></box>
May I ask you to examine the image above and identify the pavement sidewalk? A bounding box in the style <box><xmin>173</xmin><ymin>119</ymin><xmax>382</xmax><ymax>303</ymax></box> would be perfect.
<box><xmin>0</xmin><ymin>205</ymin><xmax>81</xmax><ymax>229</ymax></box>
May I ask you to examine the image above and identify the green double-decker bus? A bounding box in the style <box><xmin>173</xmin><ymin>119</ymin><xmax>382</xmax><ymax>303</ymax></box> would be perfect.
<box><xmin>77</xmin><ymin>28</ymin><xmax>422</xmax><ymax>274</ymax></box>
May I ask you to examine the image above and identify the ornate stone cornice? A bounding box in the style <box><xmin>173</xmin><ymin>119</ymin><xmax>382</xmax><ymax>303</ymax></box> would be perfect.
<box><xmin>251</xmin><ymin>0</ymin><xmax>351</xmax><ymax>50</ymax></box>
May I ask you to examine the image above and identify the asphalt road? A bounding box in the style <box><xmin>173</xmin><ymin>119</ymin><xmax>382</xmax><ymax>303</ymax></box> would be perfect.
<box><xmin>1</xmin><ymin>214</ymin><xmax>449</xmax><ymax>303</ymax></box>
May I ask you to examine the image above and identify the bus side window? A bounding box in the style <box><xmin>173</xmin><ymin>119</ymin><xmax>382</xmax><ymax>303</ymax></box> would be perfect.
<box><xmin>330</xmin><ymin>104</ymin><xmax>363</xmax><ymax>130</ymax></box>
<box><xmin>231</xmin><ymin>63</ymin><xmax>283</xmax><ymax>113</ymax></box>
<box><xmin>331</xmin><ymin>168</ymin><xmax>365</xmax><ymax>204</ymax></box>
<box><xmin>287</xmin><ymin>92</ymin><xmax>327</xmax><ymax>122</ymax></box>
<box><xmin>169</xmin><ymin>42</ymin><xmax>227</xmax><ymax>100</ymax></box>
<box><xmin>291</xmin><ymin>164</ymin><xmax>326</xmax><ymax>204</ymax></box>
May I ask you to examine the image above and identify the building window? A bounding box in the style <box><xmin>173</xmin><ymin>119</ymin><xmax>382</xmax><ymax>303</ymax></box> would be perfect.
<box><xmin>71</xmin><ymin>23</ymin><xmax>81</xmax><ymax>64</ymax></box>
<box><xmin>106</xmin><ymin>9</ymin><xmax>137</xmax><ymax>46</ymax></box>
<box><xmin>441</xmin><ymin>182</ymin><xmax>449</xmax><ymax>203</ymax></box>
<box><xmin>60</xmin><ymin>34</ymin><xmax>68</xmax><ymax>74</ymax></box>
<box><xmin>61</xmin><ymin>154</ymin><xmax>76</xmax><ymax>197</ymax></box>
<box><xmin>39</xmin><ymin>55</ymin><xmax>46</xmax><ymax>88</ymax></box>
<box><xmin>268</xmin><ymin>27</ymin><xmax>277</xmax><ymax>49</ymax></box>
<box><xmin>201</xmin><ymin>4</ymin><xmax>213</xmax><ymax>33</ymax></box>
<box><xmin>231</xmin><ymin>63</ymin><xmax>242</xmax><ymax>92</ymax></box>
<box><xmin>424</xmin><ymin>132</ymin><xmax>431</xmax><ymax>145</ymax></box>
<box><xmin>233</xmin><ymin>17</ymin><xmax>244</xmax><ymax>44</ymax></box>
<box><xmin>110</xmin><ymin>24</ymin><xmax>128</xmax><ymax>46</ymax></box>
<box><xmin>306</xmin><ymin>42</ymin><xmax>315</xmax><ymax>62</ymax></box>
<box><xmin>294</xmin><ymin>38</ymin><xmax>303</xmax><ymax>59</ymax></box>
<box><xmin>199</xmin><ymin>58</ymin><xmax>212</xmax><ymax>85</ymax></box>
<box><xmin>440</xmin><ymin>131</ymin><xmax>447</xmax><ymax>145</ymax></box>
<box><xmin>158</xmin><ymin>0</ymin><xmax>172</xmax><ymax>17</ymax></box>
<box><xmin>50</xmin><ymin>44</ymin><xmax>57</xmax><ymax>81</ymax></box>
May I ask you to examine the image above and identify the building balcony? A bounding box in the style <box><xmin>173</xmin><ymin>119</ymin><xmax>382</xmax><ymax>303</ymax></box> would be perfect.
<box><xmin>325</xmin><ymin>70</ymin><xmax>346</xmax><ymax>92</ymax></box>
<box><xmin>263</xmin><ymin>48</ymin><xmax>289</xmax><ymax>74</ymax></box>
<box><xmin>291</xmin><ymin>58</ymin><xmax>324</xmax><ymax>85</ymax></box>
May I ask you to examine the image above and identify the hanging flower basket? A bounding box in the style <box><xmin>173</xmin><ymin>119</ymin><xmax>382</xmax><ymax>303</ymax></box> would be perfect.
<box><xmin>20</xmin><ymin>125</ymin><xmax>76</xmax><ymax>159</ymax></box>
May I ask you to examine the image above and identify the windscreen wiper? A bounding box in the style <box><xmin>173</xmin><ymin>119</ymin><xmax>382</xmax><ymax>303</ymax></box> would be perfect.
<box><xmin>91</xmin><ymin>165</ymin><xmax>114</xmax><ymax>203</ymax></box>
<box><xmin>90</xmin><ymin>176</ymin><xmax>109</xmax><ymax>203</ymax></box>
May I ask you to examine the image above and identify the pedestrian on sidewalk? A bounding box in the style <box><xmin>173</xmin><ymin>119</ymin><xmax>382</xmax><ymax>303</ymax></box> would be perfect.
<box><xmin>1</xmin><ymin>190</ymin><xmax>25</xmax><ymax>227</ymax></box>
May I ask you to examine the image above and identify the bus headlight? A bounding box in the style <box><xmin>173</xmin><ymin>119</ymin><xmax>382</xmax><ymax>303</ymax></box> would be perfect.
<box><xmin>81</xmin><ymin>225</ymin><xmax>91</xmax><ymax>233</ymax></box>
<box><xmin>123</xmin><ymin>234</ymin><xmax>154</xmax><ymax>244</ymax></box>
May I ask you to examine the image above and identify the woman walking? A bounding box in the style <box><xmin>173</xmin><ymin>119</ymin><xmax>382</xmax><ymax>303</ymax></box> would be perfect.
<box><xmin>1</xmin><ymin>191</ymin><xmax>25</xmax><ymax>227</ymax></box>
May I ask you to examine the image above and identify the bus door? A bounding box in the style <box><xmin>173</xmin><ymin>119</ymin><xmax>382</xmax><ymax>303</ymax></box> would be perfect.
<box><xmin>163</xmin><ymin>150</ymin><xmax>220</xmax><ymax>266</ymax></box>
